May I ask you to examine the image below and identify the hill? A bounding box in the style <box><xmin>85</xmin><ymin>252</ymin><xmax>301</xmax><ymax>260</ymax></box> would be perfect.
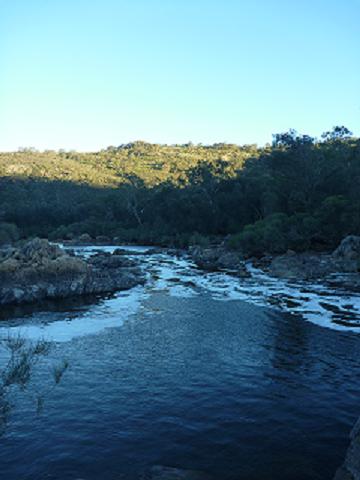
<box><xmin>0</xmin><ymin>129</ymin><xmax>359</xmax><ymax>255</ymax></box>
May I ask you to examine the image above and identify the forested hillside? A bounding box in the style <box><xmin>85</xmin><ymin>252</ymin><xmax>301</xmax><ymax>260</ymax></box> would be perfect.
<box><xmin>1</xmin><ymin>127</ymin><xmax>359</xmax><ymax>255</ymax></box>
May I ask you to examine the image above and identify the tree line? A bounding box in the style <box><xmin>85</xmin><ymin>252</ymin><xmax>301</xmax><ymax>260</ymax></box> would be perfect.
<box><xmin>0</xmin><ymin>126</ymin><xmax>359</xmax><ymax>255</ymax></box>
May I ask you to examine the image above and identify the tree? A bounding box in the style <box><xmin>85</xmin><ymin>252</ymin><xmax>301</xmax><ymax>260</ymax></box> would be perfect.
<box><xmin>321</xmin><ymin>126</ymin><xmax>353</xmax><ymax>142</ymax></box>
<box><xmin>272</xmin><ymin>129</ymin><xmax>315</xmax><ymax>148</ymax></box>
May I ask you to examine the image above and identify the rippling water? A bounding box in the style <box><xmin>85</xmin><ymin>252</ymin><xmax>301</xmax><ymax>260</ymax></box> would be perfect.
<box><xmin>1</xmin><ymin>246</ymin><xmax>360</xmax><ymax>480</ymax></box>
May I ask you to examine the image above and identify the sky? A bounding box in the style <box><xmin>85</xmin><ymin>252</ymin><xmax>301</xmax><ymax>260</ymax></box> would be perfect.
<box><xmin>0</xmin><ymin>0</ymin><xmax>359</xmax><ymax>151</ymax></box>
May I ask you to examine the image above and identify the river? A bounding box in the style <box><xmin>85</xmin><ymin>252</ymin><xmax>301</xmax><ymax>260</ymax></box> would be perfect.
<box><xmin>0</xmin><ymin>246</ymin><xmax>360</xmax><ymax>480</ymax></box>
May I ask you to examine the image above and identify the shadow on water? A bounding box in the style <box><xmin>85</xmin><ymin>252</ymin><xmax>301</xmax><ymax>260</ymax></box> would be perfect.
<box><xmin>0</xmin><ymin>291</ymin><xmax>116</xmax><ymax>323</ymax></box>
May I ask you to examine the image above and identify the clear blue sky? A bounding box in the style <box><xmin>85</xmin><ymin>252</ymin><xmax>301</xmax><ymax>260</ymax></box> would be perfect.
<box><xmin>0</xmin><ymin>0</ymin><xmax>359</xmax><ymax>151</ymax></box>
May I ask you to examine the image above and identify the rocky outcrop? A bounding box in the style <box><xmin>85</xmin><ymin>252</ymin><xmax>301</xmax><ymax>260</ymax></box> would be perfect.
<box><xmin>334</xmin><ymin>418</ymin><xmax>360</xmax><ymax>480</ymax></box>
<box><xmin>188</xmin><ymin>246</ymin><xmax>249</xmax><ymax>277</ymax></box>
<box><xmin>0</xmin><ymin>238</ymin><xmax>145</xmax><ymax>305</ymax></box>
<box><xmin>189</xmin><ymin>236</ymin><xmax>360</xmax><ymax>282</ymax></box>
<box><xmin>256</xmin><ymin>236</ymin><xmax>360</xmax><ymax>282</ymax></box>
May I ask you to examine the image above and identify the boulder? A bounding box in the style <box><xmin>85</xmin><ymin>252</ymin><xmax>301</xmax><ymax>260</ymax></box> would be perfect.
<box><xmin>20</xmin><ymin>238</ymin><xmax>64</xmax><ymax>263</ymax></box>
<box><xmin>189</xmin><ymin>246</ymin><xmax>248</xmax><ymax>276</ymax></box>
<box><xmin>333</xmin><ymin>236</ymin><xmax>360</xmax><ymax>261</ymax></box>
<box><xmin>78</xmin><ymin>233</ymin><xmax>93</xmax><ymax>244</ymax></box>
<box><xmin>190</xmin><ymin>246</ymin><xmax>221</xmax><ymax>270</ymax></box>
<box><xmin>217</xmin><ymin>251</ymin><xmax>242</xmax><ymax>269</ymax></box>
<box><xmin>0</xmin><ymin>258</ymin><xmax>20</xmax><ymax>274</ymax></box>
<box><xmin>269</xmin><ymin>253</ymin><xmax>333</xmax><ymax>280</ymax></box>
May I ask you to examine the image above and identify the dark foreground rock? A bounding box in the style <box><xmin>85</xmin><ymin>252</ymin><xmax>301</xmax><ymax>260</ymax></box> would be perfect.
<box><xmin>142</xmin><ymin>465</ymin><xmax>213</xmax><ymax>480</ymax></box>
<box><xmin>188</xmin><ymin>246</ymin><xmax>249</xmax><ymax>277</ymax></box>
<box><xmin>334</xmin><ymin>418</ymin><xmax>360</xmax><ymax>480</ymax></box>
<box><xmin>0</xmin><ymin>238</ymin><xmax>145</xmax><ymax>306</ymax></box>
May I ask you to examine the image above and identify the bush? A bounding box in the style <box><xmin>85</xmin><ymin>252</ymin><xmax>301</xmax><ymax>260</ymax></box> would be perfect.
<box><xmin>229</xmin><ymin>214</ymin><xmax>289</xmax><ymax>256</ymax></box>
<box><xmin>229</xmin><ymin>213</ymin><xmax>320</xmax><ymax>256</ymax></box>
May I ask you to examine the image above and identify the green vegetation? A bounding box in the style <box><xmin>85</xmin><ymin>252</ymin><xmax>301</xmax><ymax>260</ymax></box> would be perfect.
<box><xmin>0</xmin><ymin>334</ymin><xmax>68</xmax><ymax>433</ymax></box>
<box><xmin>0</xmin><ymin>127</ymin><xmax>359</xmax><ymax>255</ymax></box>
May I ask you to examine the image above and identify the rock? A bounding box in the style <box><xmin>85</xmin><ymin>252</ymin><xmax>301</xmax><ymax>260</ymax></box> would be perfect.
<box><xmin>217</xmin><ymin>251</ymin><xmax>242</xmax><ymax>269</ymax></box>
<box><xmin>334</xmin><ymin>417</ymin><xmax>360</xmax><ymax>479</ymax></box>
<box><xmin>147</xmin><ymin>247</ymin><xmax>164</xmax><ymax>255</ymax></box>
<box><xmin>89</xmin><ymin>252</ymin><xmax>136</xmax><ymax>268</ymax></box>
<box><xmin>189</xmin><ymin>246</ymin><xmax>249</xmax><ymax>276</ymax></box>
<box><xmin>20</xmin><ymin>238</ymin><xmax>65</xmax><ymax>263</ymax></box>
<box><xmin>146</xmin><ymin>465</ymin><xmax>213</xmax><ymax>480</ymax></box>
<box><xmin>190</xmin><ymin>246</ymin><xmax>221</xmax><ymax>270</ymax></box>
<box><xmin>0</xmin><ymin>238</ymin><xmax>145</xmax><ymax>306</ymax></box>
<box><xmin>0</xmin><ymin>258</ymin><xmax>20</xmax><ymax>274</ymax></box>
<box><xmin>252</xmin><ymin>254</ymin><xmax>272</xmax><ymax>271</ymax></box>
<box><xmin>265</xmin><ymin>244</ymin><xmax>360</xmax><ymax>287</ymax></box>
<box><xmin>51</xmin><ymin>255</ymin><xmax>88</xmax><ymax>274</ymax></box>
<box><xmin>268</xmin><ymin>236</ymin><xmax>360</xmax><ymax>281</ymax></box>
<box><xmin>267</xmin><ymin>248</ymin><xmax>360</xmax><ymax>280</ymax></box>
<box><xmin>78</xmin><ymin>233</ymin><xmax>93</xmax><ymax>244</ymax></box>
<box><xmin>333</xmin><ymin>236</ymin><xmax>360</xmax><ymax>261</ymax></box>
<box><xmin>268</xmin><ymin>252</ymin><xmax>334</xmax><ymax>280</ymax></box>
<box><xmin>112</xmin><ymin>248</ymin><xmax>129</xmax><ymax>256</ymax></box>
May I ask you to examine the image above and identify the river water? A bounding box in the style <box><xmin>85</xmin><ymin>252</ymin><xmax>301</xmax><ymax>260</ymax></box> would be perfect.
<box><xmin>0</xmin><ymin>246</ymin><xmax>360</xmax><ymax>480</ymax></box>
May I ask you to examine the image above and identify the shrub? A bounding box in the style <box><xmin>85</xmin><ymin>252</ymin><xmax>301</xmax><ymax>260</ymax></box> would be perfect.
<box><xmin>229</xmin><ymin>214</ymin><xmax>290</xmax><ymax>256</ymax></box>
<box><xmin>229</xmin><ymin>213</ymin><xmax>320</xmax><ymax>256</ymax></box>
<box><xmin>0</xmin><ymin>334</ymin><xmax>68</xmax><ymax>434</ymax></box>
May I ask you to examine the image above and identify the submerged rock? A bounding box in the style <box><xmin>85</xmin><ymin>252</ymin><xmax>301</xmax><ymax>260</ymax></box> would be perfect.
<box><xmin>0</xmin><ymin>238</ymin><xmax>145</xmax><ymax>306</ymax></box>
<box><xmin>145</xmin><ymin>465</ymin><xmax>213</xmax><ymax>480</ymax></box>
